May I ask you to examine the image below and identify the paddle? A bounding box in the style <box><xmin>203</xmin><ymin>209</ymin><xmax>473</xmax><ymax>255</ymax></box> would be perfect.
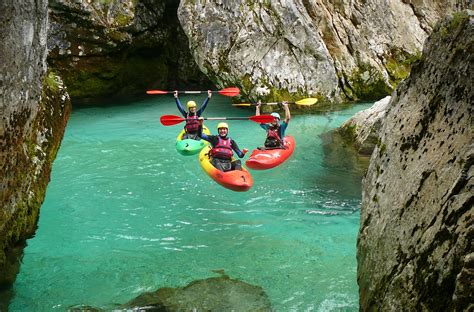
<box><xmin>160</xmin><ymin>114</ymin><xmax>275</xmax><ymax>126</ymax></box>
<box><xmin>232</xmin><ymin>97</ymin><xmax>318</xmax><ymax>107</ymax></box>
<box><xmin>146</xmin><ymin>87</ymin><xmax>240</xmax><ymax>97</ymax></box>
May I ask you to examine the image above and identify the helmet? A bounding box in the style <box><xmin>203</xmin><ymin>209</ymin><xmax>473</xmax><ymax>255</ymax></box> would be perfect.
<box><xmin>217</xmin><ymin>122</ymin><xmax>229</xmax><ymax>129</ymax></box>
<box><xmin>187</xmin><ymin>101</ymin><xmax>197</xmax><ymax>109</ymax></box>
<box><xmin>271</xmin><ymin>112</ymin><xmax>281</xmax><ymax>120</ymax></box>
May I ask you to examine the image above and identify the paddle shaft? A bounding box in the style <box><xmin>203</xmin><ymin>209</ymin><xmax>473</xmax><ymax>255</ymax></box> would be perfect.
<box><xmin>233</xmin><ymin>102</ymin><xmax>295</xmax><ymax>107</ymax></box>
<box><xmin>168</xmin><ymin>117</ymin><xmax>267</xmax><ymax>121</ymax></box>
<box><xmin>147</xmin><ymin>87</ymin><xmax>240</xmax><ymax>97</ymax></box>
<box><xmin>202</xmin><ymin>117</ymin><xmax>259</xmax><ymax>120</ymax></box>
<box><xmin>160</xmin><ymin>114</ymin><xmax>275</xmax><ymax>126</ymax></box>
<box><xmin>160</xmin><ymin>91</ymin><xmax>224</xmax><ymax>94</ymax></box>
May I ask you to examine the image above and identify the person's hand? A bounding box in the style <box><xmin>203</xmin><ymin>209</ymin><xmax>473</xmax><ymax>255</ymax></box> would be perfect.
<box><xmin>208</xmin><ymin>90</ymin><xmax>212</xmax><ymax>98</ymax></box>
<box><xmin>198</xmin><ymin>116</ymin><xmax>204</xmax><ymax>124</ymax></box>
<box><xmin>282</xmin><ymin>101</ymin><xmax>288</xmax><ymax>106</ymax></box>
<box><xmin>256</xmin><ymin>100</ymin><xmax>261</xmax><ymax>108</ymax></box>
<box><xmin>242</xmin><ymin>148</ymin><xmax>248</xmax><ymax>155</ymax></box>
<box><xmin>173</xmin><ymin>90</ymin><xmax>178</xmax><ymax>98</ymax></box>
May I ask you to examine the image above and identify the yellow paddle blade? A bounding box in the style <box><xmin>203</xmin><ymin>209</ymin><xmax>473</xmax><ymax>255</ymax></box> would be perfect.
<box><xmin>295</xmin><ymin>98</ymin><xmax>318</xmax><ymax>105</ymax></box>
<box><xmin>232</xmin><ymin>103</ymin><xmax>253</xmax><ymax>107</ymax></box>
<box><xmin>232</xmin><ymin>98</ymin><xmax>317</xmax><ymax>106</ymax></box>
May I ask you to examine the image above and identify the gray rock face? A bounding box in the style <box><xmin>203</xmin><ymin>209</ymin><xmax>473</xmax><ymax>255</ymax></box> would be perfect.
<box><xmin>339</xmin><ymin>96</ymin><xmax>391</xmax><ymax>156</ymax></box>
<box><xmin>0</xmin><ymin>0</ymin><xmax>71</xmax><ymax>287</ymax></box>
<box><xmin>178</xmin><ymin>1</ymin><xmax>459</xmax><ymax>103</ymax></box>
<box><xmin>357</xmin><ymin>12</ymin><xmax>473</xmax><ymax>311</ymax></box>
<box><xmin>48</xmin><ymin>0</ymin><xmax>211</xmax><ymax>100</ymax></box>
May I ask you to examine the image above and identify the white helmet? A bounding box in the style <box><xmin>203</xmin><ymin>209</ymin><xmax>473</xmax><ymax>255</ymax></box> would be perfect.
<box><xmin>271</xmin><ymin>112</ymin><xmax>281</xmax><ymax>120</ymax></box>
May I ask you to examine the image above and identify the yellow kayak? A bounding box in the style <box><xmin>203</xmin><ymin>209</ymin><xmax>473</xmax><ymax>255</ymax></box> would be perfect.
<box><xmin>198</xmin><ymin>146</ymin><xmax>253</xmax><ymax>192</ymax></box>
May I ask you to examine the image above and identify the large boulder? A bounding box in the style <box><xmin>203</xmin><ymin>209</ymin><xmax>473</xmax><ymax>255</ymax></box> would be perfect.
<box><xmin>0</xmin><ymin>0</ymin><xmax>71</xmax><ymax>290</ymax></box>
<box><xmin>178</xmin><ymin>1</ymin><xmax>460</xmax><ymax>103</ymax></box>
<box><xmin>124</xmin><ymin>275</ymin><xmax>271</xmax><ymax>311</ymax></box>
<box><xmin>357</xmin><ymin>11</ymin><xmax>473</xmax><ymax>311</ymax></box>
<box><xmin>338</xmin><ymin>96</ymin><xmax>391</xmax><ymax>156</ymax></box>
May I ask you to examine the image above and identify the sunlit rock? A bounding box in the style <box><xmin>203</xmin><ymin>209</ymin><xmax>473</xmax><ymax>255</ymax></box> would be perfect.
<box><xmin>357</xmin><ymin>11</ymin><xmax>473</xmax><ymax>311</ymax></box>
<box><xmin>178</xmin><ymin>1</ymin><xmax>459</xmax><ymax>103</ymax></box>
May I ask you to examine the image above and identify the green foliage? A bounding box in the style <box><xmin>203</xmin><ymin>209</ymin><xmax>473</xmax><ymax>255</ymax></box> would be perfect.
<box><xmin>45</xmin><ymin>71</ymin><xmax>60</xmax><ymax>92</ymax></box>
<box><xmin>385</xmin><ymin>48</ymin><xmax>423</xmax><ymax>84</ymax></box>
<box><xmin>449</xmin><ymin>11</ymin><xmax>469</xmax><ymax>31</ymax></box>
<box><xmin>348</xmin><ymin>64</ymin><xmax>392</xmax><ymax>100</ymax></box>
<box><xmin>339</xmin><ymin>124</ymin><xmax>357</xmax><ymax>142</ymax></box>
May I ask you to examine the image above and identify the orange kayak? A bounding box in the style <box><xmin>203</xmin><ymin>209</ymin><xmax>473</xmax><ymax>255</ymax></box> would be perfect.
<box><xmin>245</xmin><ymin>136</ymin><xmax>295</xmax><ymax>170</ymax></box>
<box><xmin>199</xmin><ymin>146</ymin><xmax>253</xmax><ymax>192</ymax></box>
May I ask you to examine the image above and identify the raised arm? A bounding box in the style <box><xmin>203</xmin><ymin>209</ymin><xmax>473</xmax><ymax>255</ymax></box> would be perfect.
<box><xmin>282</xmin><ymin>101</ymin><xmax>291</xmax><ymax>123</ymax></box>
<box><xmin>174</xmin><ymin>91</ymin><xmax>186</xmax><ymax>117</ymax></box>
<box><xmin>197</xmin><ymin>90</ymin><xmax>212</xmax><ymax>116</ymax></box>
<box><xmin>256</xmin><ymin>101</ymin><xmax>268</xmax><ymax>130</ymax></box>
<box><xmin>255</xmin><ymin>100</ymin><xmax>261</xmax><ymax>116</ymax></box>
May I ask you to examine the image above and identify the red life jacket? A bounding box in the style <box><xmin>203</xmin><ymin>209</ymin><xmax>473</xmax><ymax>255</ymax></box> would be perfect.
<box><xmin>185</xmin><ymin>114</ymin><xmax>200</xmax><ymax>133</ymax></box>
<box><xmin>211</xmin><ymin>136</ymin><xmax>233</xmax><ymax>160</ymax></box>
<box><xmin>267</xmin><ymin>126</ymin><xmax>283</xmax><ymax>144</ymax></box>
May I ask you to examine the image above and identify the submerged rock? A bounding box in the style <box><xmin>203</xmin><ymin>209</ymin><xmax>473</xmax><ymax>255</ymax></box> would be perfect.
<box><xmin>357</xmin><ymin>11</ymin><xmax>473</xmax><ymax>311</ymax></box>
<box><xmin>124</xmin><ymin>276</ymin><xmax>272</xmax><ymax>311</ymax></box>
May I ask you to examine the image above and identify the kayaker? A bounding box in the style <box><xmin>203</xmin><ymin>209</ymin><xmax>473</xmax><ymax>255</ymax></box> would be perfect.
<box><xmin>174</xmin><ymin>90</ymin><xmax>212</xmax><ymax>139</ymax></box>
<box><xmin>256</xmin><ymin>100</ymin><xmax>291</xmax><ymax>149</ymax></box>
<box><xmin>198</xmin><ymin>119</ymin><xmax>248</xmax><ymax>172</ymax></box>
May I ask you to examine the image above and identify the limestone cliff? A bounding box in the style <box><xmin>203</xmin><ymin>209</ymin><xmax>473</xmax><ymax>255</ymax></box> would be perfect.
<box><xmin>0</xmin><ymin>0</ymin><xmax>71</xmax><ymax>287</ymax></box>
<box><xmin>178</xmin><ymin>1</ymin><xmax>462</xmax><ymax>103</ymax></box>
<box><xmin>357</xmin><ymin>11</ymin><xmax>472</xmax><ymax>311</ymax></box>
<box><xmin>48</xmin><ymin>0</ymin><xmax>211</xmax><ymax>101</ymax></box>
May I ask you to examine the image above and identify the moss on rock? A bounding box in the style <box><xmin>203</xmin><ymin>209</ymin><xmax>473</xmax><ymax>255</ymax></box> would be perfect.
<box><xmin>348</xmin><ymin>64</ymin><xmax>393</xmax><ymax>100</ymax></box>
<box><xmin>0</xmin><ymin>70</ymin><xmax>71</xmax><ymax>287</ymax></box>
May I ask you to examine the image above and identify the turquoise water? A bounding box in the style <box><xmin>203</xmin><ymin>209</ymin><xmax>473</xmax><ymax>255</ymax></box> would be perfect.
<box><xmin>8</xmin><ymin>96</ymin><xmax>371</xmax><ymax>311</ymax></box>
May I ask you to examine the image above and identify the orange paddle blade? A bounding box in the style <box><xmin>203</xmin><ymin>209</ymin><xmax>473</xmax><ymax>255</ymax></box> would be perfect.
<box><xmin>146</xmin><ymin>90</ymin><xmax>168</xmax><ymax>95</ymax></box>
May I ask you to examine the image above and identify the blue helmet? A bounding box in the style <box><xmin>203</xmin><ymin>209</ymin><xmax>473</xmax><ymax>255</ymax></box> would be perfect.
<box><xmin>271</xmin><ymin>112</ymin><xmax>281</xmax><ymax>120</ymax></box>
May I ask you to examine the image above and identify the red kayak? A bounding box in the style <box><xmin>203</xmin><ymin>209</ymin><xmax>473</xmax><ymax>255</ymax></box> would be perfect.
<box><xmin>245</xmin><ymin>136</ymin><xmax>295</xmax><ymax>170</ymax></box>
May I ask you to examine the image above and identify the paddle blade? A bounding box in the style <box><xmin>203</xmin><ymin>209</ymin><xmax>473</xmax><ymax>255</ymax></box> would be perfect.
<box><xmin>232</xmin><ymin>103</ymin><xmax>253</xmax><ymax>107</ymax></box>
<box><xmin>160</xmin><ymin>115</ymin><xmax>185</xmax><ymax>126</ymax></box>
<box><xmin>295</xmin><ymin>98</ymin><xmax>318</xmax><ymax>105</ymax></box>
<box><xmin>249</xmin><ymin>114</ymin><xmax>275</xmax><ymax>123</ymax></box>
<box><xmin>218</xmin><ymin>87</ymin><xmax>240</xmax><ymax>97</ymax></box>
<box><xmin>146</xmin><ymin>90</ymin><xmax>168</xmax><ymax>95</ymax></box>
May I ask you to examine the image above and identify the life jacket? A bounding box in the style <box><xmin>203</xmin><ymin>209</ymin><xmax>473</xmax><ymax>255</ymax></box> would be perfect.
<box><xmin>265</xmin><ymin>126</ymin><xmax>283</xmax><ymax>147</ymax></box>
<box><xmin>185</xmin><ymin>114</ymin><xmax>200</xmax><ymax>133</ymax></box>
<box><xmin>211</xmin><ymin>136</ymin><xmax>233</xmax><ymax>160</ymax></box>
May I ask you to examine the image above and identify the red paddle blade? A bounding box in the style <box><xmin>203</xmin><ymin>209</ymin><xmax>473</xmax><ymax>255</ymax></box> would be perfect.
<box><xmin>160</xmin><ymin>115</ymin><xmax>185</xmax><ymax>126</ymax></box>
<box><xmin>218</xmin><ymin>87</ymin><xmax>240</xmax><ymax>97</ymax></box>
<box><xmin>146</xmin><ymin>90</ymin><xmax>168</xmax><ymax>95</ymax></box>
<box><xmin>249</xmin><ymin>114</ymin><xmax>275</xmax><ymax>123</ymax></box>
